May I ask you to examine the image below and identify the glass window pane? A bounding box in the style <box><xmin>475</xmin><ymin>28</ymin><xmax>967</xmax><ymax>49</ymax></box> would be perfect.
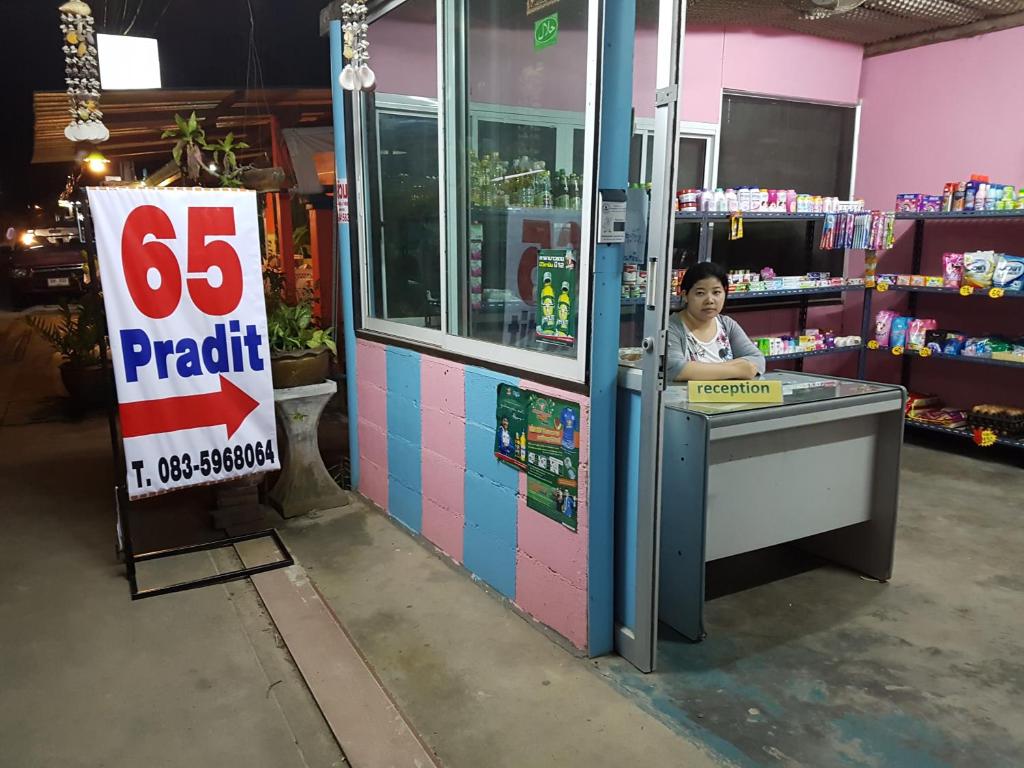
<box><xmin>456</xmin><ymin>0</ymin><xmax>591</xmax><ymax>357</ymax></box>
<box><xmin>363</xmin><ymin>0</ymin><xmax>441</xmax><ymax>328</ymax></box>
<box><xmin>644</xmin><ymin>137</ymin><xmax>654</xmax><ymax>185</ymax></box>
<box><xmin>718</xmin><ymin>94</ymin><xmax>856</xmax><ymax>197</ymax></box>
<box><xmin>573</xmin><ymin>129</ymin><xmax>586</xmax><ymax>177</ymax></box>
<box><xmin>676</xmin><ymin>137</ymin><xmax>706</xmax><ymax>191</ymax></box>
<box><xmin>478</xmin><ymin>121</ymin><xmax>557</xmax><ymax>175</ymax></box>
<box><xmin>628</xmin><ymin>133</ymin><xmax>643</xmax><ymax>185</ymax></box>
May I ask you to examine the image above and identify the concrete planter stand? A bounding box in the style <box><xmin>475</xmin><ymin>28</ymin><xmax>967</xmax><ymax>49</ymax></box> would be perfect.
<box><xmin>269</xmin><ymin>380</ymin><xmax>349</xmax><ymax>518</ymax></box>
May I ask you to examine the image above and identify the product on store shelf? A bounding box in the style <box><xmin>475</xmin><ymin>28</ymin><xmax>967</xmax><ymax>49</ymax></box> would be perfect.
<box><xmin>968</xmin><ymin>405</ymin><xmax>1024</xmax><ymax>436</ymax></box>
<box><xmin>906</xmin><ymin>392</ymin><xmax>941</xmax><ymax>416</ymax></box>
<box><xmin>676</xmin><ymin>186</ymin><xmax>863</xmax><ymax>215</ymax></box>
<box><xmin>907</xmin><ymin>318</ymin><xmax>938</xmax><ymax>350</ymax></box>
<box><xmin>963</xmin><ymin>337</ymin><xmax>1001</xmax><ymax>358</ymax></box>
<box><xmin>895</xmin><ymin>194</ymin><xmax>923</xmax><ymax>212</ymax></box>
<box><xmin>941</xmin><ymin>252</ymin><xmax>963</xmax><ymax>287</ymax></box>
<box><xmin>875</xmin><ymin>310</ymin><xmax>897</xmax><ymax>347</ymax></box>
<box><xmin>993</xmin><ymin>254</ymin><xmax>1024</xmax><ymax>292</ymax></box>
<box><xmin>912</xmin><ymin>408</ymin><xmax>968</xmax><ymax>429</ymax></box>
<box><xmin>903</xmin><ymin>174</ymin><xmax>1024</xmax><ymax>213</ymax></box>
<box><xmin>890</xmin><ymin>316</ymin><xmax>911</xmax><ymax>349</ymax></box>
<box><xmin>924</xmin><ymin>330</ymin><xmax>947</xmax><ymax>353</ymax></box>
<box><xmin>963</xmin><ymin>251</ymin><xmax>998</xmax><ymax>288</ymax></box>
<box><xmin>942</xmin><ymin>333</ymin><xmax>967</xmax><ymax>356</ymax></box>
<box><xmin>754</xmin><ymin>329</ymin><xmax>859</xmax><ymax>357</ymax></box>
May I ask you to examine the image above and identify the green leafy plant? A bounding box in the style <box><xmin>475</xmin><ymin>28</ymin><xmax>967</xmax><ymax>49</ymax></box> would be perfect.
<box><xmin>161</xmin><ymin>111</ymin><xmax>208</xmax><ymax>182</ymax></box>
<box><xmin>292</xmin><ymin>223</ymin><xmax>311</xmax><ymax>258</ymax></box>
<box><xmin>205</xmin><ymin>132</ymin><xmax>251</xmax><ymax>188</ymax></box>
<box><xmin>26</xmin><ymin>295</ymin><xmax>104</xmax><ymax>367</ymax></box>
<box><xmin>266</xmin><ymin>299</ymin><xmax>337</xmax><ymax>355</ymax></box>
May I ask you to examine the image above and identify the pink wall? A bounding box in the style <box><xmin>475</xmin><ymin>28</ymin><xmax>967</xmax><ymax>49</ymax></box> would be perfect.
<box><xmin>633</xmin><ymin>26</ymin><xmax>864</xmax><ymax>123</ymax></box>
<box><xmin>855</xmin><ymin>27</ymin><xmax>1024</xmax><ymax>407</ymax></box>
<box><xmin>372</xmin><ymin>18</ymin><xmax>864</xmax><ymax>122</ymax></box>
<box><xmin>370</xmin><ymin>17</ymin><xmax>438</xmax><ymax>99</ymax></box>
<box><xmin>856</xmin><ymin>26</ymin><xmax>1024</xmax><ymax>211</ymax></box>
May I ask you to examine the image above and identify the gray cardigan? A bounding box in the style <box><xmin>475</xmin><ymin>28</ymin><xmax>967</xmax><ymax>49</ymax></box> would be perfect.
<box><xmin>665</xmin><ymin>313</ymin><xmax>766</xmax><ymax>382</ymax></box>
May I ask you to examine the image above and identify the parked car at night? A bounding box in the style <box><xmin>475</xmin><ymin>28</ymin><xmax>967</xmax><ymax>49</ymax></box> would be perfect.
<box><xmin>5</xmin><ymin>204</ymin><xmax>88</xmax><ymax>308</ymax></box>
<box><xmin>8</xmin><ymin>242</ymin><xmax>89</xmax><ymax>307</ymax></box>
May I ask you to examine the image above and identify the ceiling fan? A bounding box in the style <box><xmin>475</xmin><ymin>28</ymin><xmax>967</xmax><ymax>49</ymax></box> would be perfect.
<box><xmin>784</xmin><ymin>0</ymin><xmax>870</xmax><ymax>18</ymax></box>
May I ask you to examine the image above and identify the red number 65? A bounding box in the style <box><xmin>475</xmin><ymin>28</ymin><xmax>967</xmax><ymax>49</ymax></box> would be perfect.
<box><xmin>121</xmin><ymin>205</ymin><xmax>243</xmax><ymax>318</ymax></box>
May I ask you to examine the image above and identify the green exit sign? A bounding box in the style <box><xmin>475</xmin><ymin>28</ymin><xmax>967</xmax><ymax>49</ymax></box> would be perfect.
<box><xmin>534</xmin><ymin>12</ymin><xmax>558</xmax><ymax>51</ymax></box>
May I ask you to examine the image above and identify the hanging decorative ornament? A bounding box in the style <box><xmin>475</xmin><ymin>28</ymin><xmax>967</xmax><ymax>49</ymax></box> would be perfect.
<box><xmin>339</xmin><ymin>1</ymin><xmax>376</xmax><ymax>92</ymax></box>
<box><xmin>59</xmin><ymin>1</ymin><xmax>108</xmax><ymax>143</ymax></box>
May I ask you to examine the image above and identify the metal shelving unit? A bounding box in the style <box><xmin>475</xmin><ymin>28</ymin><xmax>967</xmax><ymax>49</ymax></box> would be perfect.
<box><xmin>729</xmin><ymin>285</ymin><xmax>864</xmax><ymax>301</ymax></box>
<box><xmin>667</xmin><ymin>212</ymin><xmax>865</xmax><ymax>373</ymax></box>
<box><xmin>905</xmin><ymin>419</ymin><xmax>1024</xmax><ymax>449</ymax></box>
<box><xmin>859</xmin><ymin>211</ymin><xmax>1024</xmax><ymax>456</ymax></box>
<box><xmin>869</xmin><ymin>347</ymin><xmax>1024</xmax><ymax>369</ymax></box>
<box><xmin>878</xmin><ymin>284</ymin><xmax>1024</xmax><ymax>298</ymax></box>
<box><xmin>676</xmin><ymin>211</ymin><xmax>827</xmax><ymax>222</ymax></box>
<box><xmin>895</xmin><ymin>210</ymin><xmax>1024</xmax><ymax>221</ymax></box>
<box><xmin>766</xmin><ymin>345</ymin><xmax>862</xmax><ymax>363</ymax></box>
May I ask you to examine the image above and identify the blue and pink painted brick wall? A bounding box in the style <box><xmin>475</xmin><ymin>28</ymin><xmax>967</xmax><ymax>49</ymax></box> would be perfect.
<box><xmin>356</xmin><ymin>339</ymin><xmax>590</xmax><ymax>649</ymax></box>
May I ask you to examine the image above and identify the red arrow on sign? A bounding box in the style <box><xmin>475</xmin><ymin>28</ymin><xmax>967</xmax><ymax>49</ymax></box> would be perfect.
<box><xmin>119</xmin><ymin>375</ymin><xmax>259</xmax><ymax>440</ymax></box>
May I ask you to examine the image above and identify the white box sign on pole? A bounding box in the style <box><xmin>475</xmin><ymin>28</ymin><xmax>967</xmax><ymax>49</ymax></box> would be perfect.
<box><xmin>87</xmin><ymin>187</ymin><xmax>279</xmax><ymax>499</ymax></box>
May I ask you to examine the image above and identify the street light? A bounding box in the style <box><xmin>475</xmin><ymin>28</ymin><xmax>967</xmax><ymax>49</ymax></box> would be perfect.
<box><xmin>84</xmin><ymin>150</ymin><xmax>109</xmax><ymax>174</ymax></box>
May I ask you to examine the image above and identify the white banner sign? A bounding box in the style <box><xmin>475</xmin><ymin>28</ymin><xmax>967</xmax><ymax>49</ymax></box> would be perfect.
<box><xmin>87</xmin><ymin>187</ymin><xmax>279</xmax><ymax>499</ymax></box>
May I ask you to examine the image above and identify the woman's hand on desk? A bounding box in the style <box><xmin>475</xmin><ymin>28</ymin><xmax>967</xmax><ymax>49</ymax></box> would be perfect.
<box><xmin>677</xmin><ymin>358</ymin><xmax>759</xmax><ymax>382</ymax></box>
<box><xmin>729</xmin><ymin>359</ymin><xmax>759</xmax><ymax>380</ymax></box>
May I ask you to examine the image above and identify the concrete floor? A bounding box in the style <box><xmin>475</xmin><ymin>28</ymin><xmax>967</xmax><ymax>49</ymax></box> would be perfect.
<box><xmin>0</xmin><ymin>311</ymin><xmax>346</xmax><ymax>768</ymax></box>
<box><xmin>7</xmin><ymin>307</ymin><xmax>1024</xmax><ymax>767</ymax></box>
<box><xmin>278</xmin><ymin>503</ymin><xmax>728</xmax><ymax>768</ymax></box>
<box><xmin>597</xmin><ymin>443</ymin><xmax>1024</xmax><ymax>767</ymax></box>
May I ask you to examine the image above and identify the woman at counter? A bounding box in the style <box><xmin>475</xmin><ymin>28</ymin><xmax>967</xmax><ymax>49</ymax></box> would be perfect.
<box><xmin>666</xmin><ymin>262</ymin><xmax>766</xmax><ymax>382</ymax></box>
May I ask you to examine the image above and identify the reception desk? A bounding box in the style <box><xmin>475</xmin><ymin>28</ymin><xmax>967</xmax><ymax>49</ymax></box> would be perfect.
<box><xmin>616</xmin><ymin>369</ymin><xmax>907</xmax><ymax>641</ymax></box>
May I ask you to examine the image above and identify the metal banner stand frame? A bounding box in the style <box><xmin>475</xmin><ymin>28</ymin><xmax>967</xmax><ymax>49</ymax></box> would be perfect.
<box><xmin>77</xmin><ymin>188</ymin><xmax>294</xmax><ymax>600</ymax></box>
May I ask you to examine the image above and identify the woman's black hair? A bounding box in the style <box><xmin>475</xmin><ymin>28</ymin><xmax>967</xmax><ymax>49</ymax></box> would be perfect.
<box><xmin>682</xmin><ymin>261</ymin><xmax>728</xmax><ymax>293</ymax></box>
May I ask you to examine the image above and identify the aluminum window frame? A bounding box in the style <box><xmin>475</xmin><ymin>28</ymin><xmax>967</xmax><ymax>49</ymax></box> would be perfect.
<box><xmin>632</xmin><ymin>119</ymin><xmax>718</xmax><ymax>189</ymax></box>
<box><xmin>354</xmin><ymin>0</ymin><xmax>601</xmax><ymax>383</ymax></box>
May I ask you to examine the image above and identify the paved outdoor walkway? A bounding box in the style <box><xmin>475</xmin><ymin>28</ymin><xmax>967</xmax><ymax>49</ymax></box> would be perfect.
<box><xmin>0</xmin><ymin>311</ymin><xmax>345</xmax><ymax>768</ymax></box>
<box><xmin>278</xmin><ymin>501</ymin><xmax>728</xmax><ymax>768</ymax></box>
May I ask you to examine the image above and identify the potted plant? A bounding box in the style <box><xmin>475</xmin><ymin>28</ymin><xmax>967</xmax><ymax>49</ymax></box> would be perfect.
<box><xmin>267</xmin><ymin>295</ymin><xmax>337</xmax><ymax>389</ymax></box>
<box><xmin>205</xmin><ymin>132</ymin><xmax>251</xmax><ymax>188</ymax></box>
<box><xmin>161</xmin><ymin>111</ymin><xmax>208</xmax><ymax>183</ymax></box>
<box><xmin>26</xmin><ymin>293</ymin><xmax>108</xmax><ymax>408</ymax></box>
<box><xmin>162</xmin><ymin>112</ymin><xmax>286</xmax><ymax>191</ymax></box>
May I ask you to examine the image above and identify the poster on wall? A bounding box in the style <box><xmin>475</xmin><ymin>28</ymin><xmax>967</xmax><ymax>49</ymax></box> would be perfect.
<box><xmin>493</xmin><ymin>383</ymin><xmax>527</xmax><ymax>470</ymax></box>
<box><xmin>526</xmin><ymin>393</ymin><xmax>580</xmax><ymax>532</ymax></box>
<box><xmin>87</xmin><ymin>187</ymin><xmax>279</xmax><ymax>500</ymax></box>
<box><xmin>535</xmin><ymin>249</ymin><xmax>577</xmax><ymax>346</ymax></box>
<box><xmin>501</xmin><ymin>208</ymin><xmax>581</xmax><ymax>348</ymax></box>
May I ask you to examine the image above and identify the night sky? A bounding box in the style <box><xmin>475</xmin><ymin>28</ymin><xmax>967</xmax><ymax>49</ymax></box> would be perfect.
<box><xmin>0</xmin><ymin>0</ymin><xmax>331</xmax><ymax>217</ymax></box>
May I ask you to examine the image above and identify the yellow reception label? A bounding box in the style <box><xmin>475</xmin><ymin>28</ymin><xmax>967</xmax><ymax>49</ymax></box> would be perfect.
<box><xmin>688</xmin><ymin>380</ymin><xmax>784</xmax><ymax>403</ymax></box>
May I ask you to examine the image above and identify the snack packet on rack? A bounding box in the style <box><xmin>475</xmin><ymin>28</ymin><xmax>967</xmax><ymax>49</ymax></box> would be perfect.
<box><xmin>875</xmin><ymin>310</ymin><xmax>897</xmax><ymax>346</ymax></box>
<box><xmin>963</xmin><ymin>251</ymin><xmax>997</xmax><ymax>288</ymax></box>
<box><xmin>890</xmin><ymin>317</ymin><xmax>911</xmax><ymax>348</ymax></box>
<box><xmin>993</xmin><ymin>254</ymin><xmax>1024</xmax><ymax>292</ymax></box>
<box><xmin>942</xmin><ymin>333</ymin><xmax>966</xmax><ymax>356</ymax></box>
<box><xmin>963</xmin><ymin>337</ymin><xmax>994</xmax><ymax>357</ymax></box>
<box><xmin>908</xmin><ymin>318</ymin><xmax>938</xmax><ymax>350</ymax></box>
<box><xmin>942</xmin><ymin>253</ymin><xmax>964</xmax><ymax>288</ymax></box>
